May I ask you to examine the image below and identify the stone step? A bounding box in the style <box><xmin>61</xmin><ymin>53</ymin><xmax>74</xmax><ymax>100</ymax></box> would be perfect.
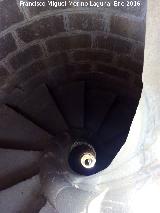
<box><xmin>7</xmin><ymin>84</ymin><xmax>68</xmax><ymax>135</ymax></box>
<box><xmin>51</xmin><ymin>81</ymin><xmax>85</xmax><ymax>129</ymax></box>
<box><xmin>0</xmin><ymin>105</ymin><xmax>52</xmax><ymax>150</ymax></box>
<box><xmin>93</xmin><ymin>97</ymin><xmax>134</xmax><ymax>143</ymax></box>
<box><xmin>0</xmin><ymin>148</ymin><xmax>41</xmax><ymax>190</ymax></box>
<box><xmin>94</xmin><ymin>131</ymin><xmax>129</xmax><ymax>171</ymax></box>
<box><xmin>0</xmin><ymin>175</ymin><xmax>45</xmax><ymax>213</ymax></box>
<box><xmin>90</xmin><ymin>97</ymin><xmax>135</xmax><ymax>171</ymax></box>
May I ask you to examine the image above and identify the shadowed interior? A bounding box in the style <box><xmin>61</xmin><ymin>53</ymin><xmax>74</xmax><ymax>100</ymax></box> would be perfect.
<box><xmin>0</xmin><ymin>0</ymin><xmax>146</xmax><ymax>212</ymax></box>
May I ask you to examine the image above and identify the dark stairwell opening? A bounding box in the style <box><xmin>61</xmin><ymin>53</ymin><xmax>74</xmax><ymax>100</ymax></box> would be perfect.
<box><xmin>0</xmin><ymin>1</ymin><xmax>146</xmax><ymax>207</ymax></box>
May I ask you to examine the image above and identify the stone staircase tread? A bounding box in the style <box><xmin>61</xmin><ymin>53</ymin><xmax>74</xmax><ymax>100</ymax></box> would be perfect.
<box><xmin>0</xmin><ymin>148</ymin><xmax>41</xmax><ymax>190</ymax></box>
<box><xmin>52</xmin><ymin>81</ymin><xmax>85</xmax><ymax>129</ymax></box>
<box><xmin>0</xmin><ymin>175</ymin><xmax>45</xmax><ymax>213</ymax></box>
<box><xmin>0</xmin><ymin>105</ymin><xmax>52</xmax><ymax>150</ymax></box>
<box><xmin>7</xmin><ymin>84</ymin><xmax>68</xmax><ymax>135</ymax></box>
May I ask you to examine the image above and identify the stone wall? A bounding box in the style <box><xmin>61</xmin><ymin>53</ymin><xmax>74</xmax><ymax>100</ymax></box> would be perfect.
<box><xmin>0</xmin><ymin>0</ymin><xmax>146</xmax><ymax>98</ymax></box>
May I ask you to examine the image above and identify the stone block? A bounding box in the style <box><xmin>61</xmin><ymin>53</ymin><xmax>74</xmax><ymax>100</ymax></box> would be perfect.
<box><xmin>17</xmin><ymin>61</ymin><xmax>47</xmax><ymax>86</ymax></box>
<box><xmin>10</xmin><ymin>45</ymin><xmax>43</xmax><ymax>70</ymax></box>
<box><xmin>0</xmin><ymin>34</ymin><xmax>17</xmax><ymax>60</ymax></box>
<box><xmin>94</xmin><ymin>35</ymin><xmax>132</xmax><ymax>54</ymax></box>
<box><xmin>0</xmin><ymin>175</ymin><xmax>44</xmax><ymax>213</ymax></box>
<box><xmin>46</xmin><ymin>34</ymin><xmax>91</xmax><ymax>52</ymax></box>
<box><xmin>0</xmin><ymin>0</ymin><xmax>24</xmax><ymax>33</ymax></box>
<box><xmin>96</xmin><ymin>63</ymin><xmax>130</xmax><ymax>80</ymax></box>
<box><xmin>68</xmin><ymin>13</ymin><xmax>106</xmax><ymax>31</ymax></box>
<box><xmin>47</xmin><ymin>52</ymin><xmax>68</xmax><ymax>67</ymax></box>
<box><xmin>72</xmin><ymin>63</ymin><xmax>91</xmax><ymax>75</ymax></box>
<box><xmin>0</xmin><ymin>66</ymin><xmax>9</xmax><ymax>86</ymax></box>
<box><xmin>116</xmin><ymin>55</ymin><xmax>143</xmax><ymax>74</ymax></box>
<box><xmin>73</xmin><ymin>49</ymin><xmax>112</xmax><ymax>63</ymax></box>
<box><xmin>0</xmin><ymin>66</ymin><xmax>9</xmax><ymax>77</ymax></box>
<box><xmin>48</xmin><ymin>64</ymin><xmax>75</xmax><ymax>86</ymax></box>
<box><xmin>17</xmin><ymin>15</ymin><xmax>65</xmax><ymax>42</ymax></box>
<box><xmin>134</xmin><ymin>44</ymin><xmax>144</xmax><ymax>62</ymax></box>
<box><xmin>110</xmin><ymin>16</ymin><xmax>145</xmax><ymax>42</ymax></box>
<box><xmin>0</xmin><ymin>149</ymin><xmax>41</xmax><ymax>190</ymax></box>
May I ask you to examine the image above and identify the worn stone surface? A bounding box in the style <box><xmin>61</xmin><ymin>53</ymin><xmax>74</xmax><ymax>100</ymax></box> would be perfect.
<box><xmin>73</xmin><ymin>63</ymin><xmax>91</xmax><ymax>73</ymax></box>
<box><xmin>96</xmin><ymin>64</ymin><xmax>130</xmax><ymax>80</ymax></box>
<box><xmin>0</xmin><ymin>66</ymin><xmax>8</xmax><ymax>75</ymax></box>
<box><xmin>68</xmin><ymin>13</ymin><xmax>106</xmax><ymax>32</ymax></box>
<box><xmin>8</xmin><ymin>84</ymin><xmax>69</xmax><ymax>134</ymax></box>
<box><xmin>116</xmin><ymin>55</ymin><xmax>143</xmax><ymax>74</ymax></box>
<box><xmin>94</xmin><ymin>35</ymin><xmax>132</xmax><ymax>54</ymax></box>
<box><xmin>0</xmin><ymin>175</ymin><xmax>45</xmax><ymax>213</ymax></box>
<box><xmin>0</xmin><ymin>105</ymin><xmax>52</xmax><ymax>150</ymax></box>
<box><xmin>10</xmin><ymin>45</ymin><xmax>43</xmax><ymax>70</ymax></box>
<box><xmin>47</xmin><ymin>52</ymin><xmax>68</xmax><ymax>67</ymax></box>
<box><xmin>19</xmin><ymin>71</ymin><xmax>47</xmax><ymax>92</ymax></box>
<box><xmin>0</xmin><ymin>34</ymin><xmax>17</xmax><ymax>60</ymax></box>
<box><xmin>110</xmin><ymin>16</ymin><xmax>145</xmax><ymax>42</ymax></box>
<box><xmin>48</xmin><ymin>64</ymin><xmax>75</xmax><ymax>87</ymax></box>
<box><xmin>134</xmin><ymin>44</ymin><xmax>145</xmax><ymax>62</ymax></box>
<box><xmin>18</xmin><ymin>61</ymin><xmax>47</xmax><ymax>83</ymax></box>
<box><xmin>7</xmin><ymin>61</ymin><xmax>47</xmax><ymax>90</ymax></box>
<box><xmin>0</xmin><ymin>66</ymin><xmax>9</xmax><ymax>86</ymax></box>
<box><xmin>0</xmin><ymin>149</ymin><xmax>41</xmax><ymax>190</ymax></box>
<box><xmin>73</xmin><ymin>49</ymin><xmax>113</xmax><ymax>63</ymax></box>
<box><xmin>48</xmin><ymin>63</ymin><xmax>91</xmax><ymax>87</ymax></box>
<box><xmin>53</xmin><ymin>81</ymin><xmax>85</xmax><ymax>129</ymax></box>
<box><xmin>0</xmin><ymin>0</ymin><xmax>24</xmax><ymax>33</ymax></box>
<box><xmin>46</xmin><ymin>34</ymin><xmax>91</xmax><ymax>52</ymax></box>
<box><xmin>17</xmin><ymin>15</ymin><xmax>65</xmax><ymax>42</ymax></box>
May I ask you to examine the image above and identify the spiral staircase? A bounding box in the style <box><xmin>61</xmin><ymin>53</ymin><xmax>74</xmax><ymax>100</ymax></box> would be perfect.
<box><xmin>0</xmin><ymin>73</ymin><xmax>139</xmax><ymax>212</ymax></box>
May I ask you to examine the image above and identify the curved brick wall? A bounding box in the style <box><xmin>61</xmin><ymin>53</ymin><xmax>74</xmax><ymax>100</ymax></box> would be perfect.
<box><xmin>0</xmin><ymin>0</ymin><xmax>146</xmax><ymax>99</ymax></box>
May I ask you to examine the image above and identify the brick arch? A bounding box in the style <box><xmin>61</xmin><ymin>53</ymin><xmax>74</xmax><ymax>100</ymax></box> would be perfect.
<box><xmin>0</xmin><ymin>0</ymin><xmax>146</xmax><ymax>99</ymax></box>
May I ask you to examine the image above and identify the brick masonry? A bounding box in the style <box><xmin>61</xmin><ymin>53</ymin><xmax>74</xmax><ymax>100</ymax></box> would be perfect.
<box><xmin>11</xmin><ymin>60</ymin><xmax>48</xmax><ymax>89</ymax></box>
<box><xmin>9</xmin><ymin>45</ymin><xmax>43</xmax><ymax>70</ymax></box>
<box><xmin>0</xmin><ymin>0</ymin><xmax>146</xmax><ymax>98</ymax></box>
<box><xmin>116</xmin><ymin>55</ymin><xmax>143</xmax><ymax>74</ymax></box>
<box><xmin>0</xmin><ymin>34</ymin><xmax>17</xmax><ymax>60</ymax></box>
<box><xmin>47</xmin><ymin>52</ymin><xmax>69</xmax><ymax>67</ymax></box>
<box><xmin>0</xmin><ymin>0</ymin><xmax>24</xmax><ymax>33</ymax></box>
<box><xmin>95</xmin><ymin>63</ymin><xmax>131</xmax><ymax>81</ymax></box>
<box><xmin>93</xmin><ymin>35</ymin><xmax>133</xmax><ymax>54</ymax></box>
<box><xmin>68</xmin><ymin>13</ymin><xmax>106</xmax><ymax>32</ymax></box>
<box><xmin>17</xmin><ymin>15</ymin><xmax>65</xmax><ymax>43</ymax></box>
<box><xmin>0</xmin><ymin>65</ymin><xmax>9</xmax><ymax>87</ymax></box>
<box><xmin>72</xmin><ymin>50</ymin><xmax>113</xmax><ymax>64</ymax></box>
<box><xmin>46</xmin><ymin>34</ymin><xmax>92</xmax><ymax>52</ymax></box>
<box><xmin>110</xmin><ymin>16</ymin><xmax>145</xmax><ymax>42</ymax></box>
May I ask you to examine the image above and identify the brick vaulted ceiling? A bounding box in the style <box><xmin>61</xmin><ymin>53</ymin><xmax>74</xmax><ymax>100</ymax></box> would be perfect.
<box><xmin>0</xmin><ymin>0</ymin><xmax>146</xmax><ymax>99</ymax></box>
